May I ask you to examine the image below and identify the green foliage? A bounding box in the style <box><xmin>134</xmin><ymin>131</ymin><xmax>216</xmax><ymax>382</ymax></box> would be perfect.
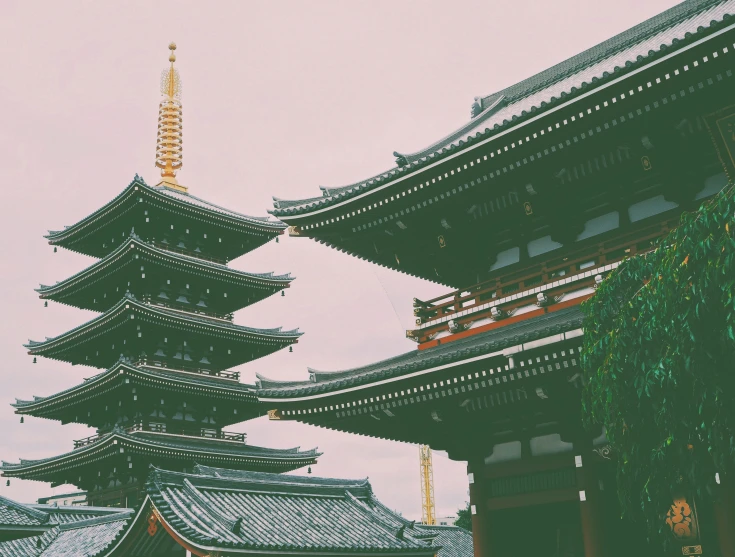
<box><xmin>581</xmin><ymin>184</ymin><xmax>735</xmax><ymax>544</ymax></box>
<box><xmin>454</xmin><ymin>501</ymin><xmax>472</xmax><ymax>531</ymax></box>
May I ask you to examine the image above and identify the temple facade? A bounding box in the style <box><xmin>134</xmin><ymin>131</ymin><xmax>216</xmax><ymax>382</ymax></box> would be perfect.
<box><xmin>261</xmin><ymin>1</ymin><xmax>735</xmax><ymax>555</ymax></box>
<box><xmin>0</xmin><ymin>44</ymin><xmax>317</xmax><ymax>508</ymax></box>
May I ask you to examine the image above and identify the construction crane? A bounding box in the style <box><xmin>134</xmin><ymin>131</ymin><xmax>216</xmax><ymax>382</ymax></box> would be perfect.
<box><xmin>419</xmin><ymin>445</ymin><xmax>436</xmax><ymax>525</ymax></box>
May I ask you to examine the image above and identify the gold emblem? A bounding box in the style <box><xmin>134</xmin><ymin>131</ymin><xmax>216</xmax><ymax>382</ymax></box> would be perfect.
<box><xmin>438</xmin><ymin>235</ymin><xmax>446</xmax><ymax>248</ymax></box>
<box><xmin>523</xmin><ymin>201</ymin><xmax>533</xmax><ymax>215</ymax></box>
<box><xmin>287</xmin><ymin>226</ymin><xmax>302</xmax><ymax>237</ymax></box>
<box><xmin>641</xmin><ymin>155</ymin><xmax>652</xmax><ymax>171</ymax></box>
<box><xmin>147</xmin><ymin>512</ymin><xmax>158</xmax><ymax>536</ymax></box>
<box><xmin>666</xmin><ymin>496</ymin><xmax>698</xmax><ymax>542</ymax></box>
<box><xmin>267</xmin><ymin>409</ymin><xmax>282</xmax><ymax>420</ymax></box>
<box><xmin>682</xmin><ymin>546</ymin><xmax>703</xmax><ymax>555</ymax></box>
<box><xmin>155</xmin><ymin>43</ymin><xmax>185</xmax><ymax>191</ymax></box>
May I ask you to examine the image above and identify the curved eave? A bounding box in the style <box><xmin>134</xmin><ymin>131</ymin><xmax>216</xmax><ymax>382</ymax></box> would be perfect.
<box><xmin>0</xmin><ymin>433</ymin><xmax>321</xmax><ymax>478</ymax></box>
<box><xmin>258</xmin><ymin>306</ymin><xmax>584</xmax><ymax>400</ymax></box>
<box><xmin>45</xmin><ymin>176</ymin><xmax>286</xmax><ymax>249</ymax></box>
<box><xmin>12</xmin><ymin>361</ymin><xmax>257</xmax><ymax>418</ymax></box>
<box><xmin>270</xmin><ymin>8</ymin><xmax>735</xmax><ymax>219</ymax></box>
<box><xmin>36</xmin><ymin>236</ymin><xmax>294</xmax><ymax>303</ymax></box>
<box><xmin>25</xmin><ymin>296</ymin><xmax>303</xmax><ymax>356</ymax></box>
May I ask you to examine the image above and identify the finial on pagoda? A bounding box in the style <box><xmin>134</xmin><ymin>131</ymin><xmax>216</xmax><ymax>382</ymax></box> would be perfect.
<box><xmin>155</xmin><ymin>42</ymin><xmax>186</xmax><ymax>192</ymax></box>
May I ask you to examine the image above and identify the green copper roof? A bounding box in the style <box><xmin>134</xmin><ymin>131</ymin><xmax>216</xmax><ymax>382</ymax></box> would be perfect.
<box><xmin>0</xmin><ymin>428</ymin><xmax>320</xmax><ymax>479</ymax></box>
<box><xmin>258</xmin><ymin>306</ymin><xmax>583</xmax><ymax>399</ymax></box>
<box><xmin>25</xmin><ymin>294</ymin><xmax>302</xmax><ymax>369</ymax></box>
<box><xmin>271</xmin><ymin>0</ymin><xmax>735</xmax><ymax>217</ymax></box>
<box><xmin>12</xmin><ymin>359</ymin><xmax>258</xmax><ymax>422</ymax></box>
<box><xmin>138</xmin><ymin>466</ymin><xmax>435</xmax><ymax>555</ymax></box>
<box><xmin>37</xmin><ymin>234</ymin><xmax>293</xmax><ymax>313</ymax></box>
<box><xmin>47</xmin><ymin>175</ymin><xmax>285</xmax><ymax>242</ymax></box>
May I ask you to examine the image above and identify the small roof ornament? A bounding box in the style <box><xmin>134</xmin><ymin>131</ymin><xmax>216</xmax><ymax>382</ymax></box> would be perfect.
<box><xmin>155</xmin><ymin>42</ymin><xmax>186</xmax><ymax>192</ymax></box>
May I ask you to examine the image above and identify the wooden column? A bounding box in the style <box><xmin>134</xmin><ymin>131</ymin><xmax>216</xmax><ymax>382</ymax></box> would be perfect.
<box><xmin>468</xmin><ymin>457</ymin><xmax>492</xmax><ymax>557</ymax></box>
<box><xmin>576</xmin><ymin>451</ymin><xmax>606</xmax><ymax>557</ymax></box>
<box><xmin>714</xmin><ymin>471</ymin><xmax>735</xmax><ymax>557</ymax></box>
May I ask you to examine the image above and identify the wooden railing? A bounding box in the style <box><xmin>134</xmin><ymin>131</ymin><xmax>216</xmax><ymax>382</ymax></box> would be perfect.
<box><xmin>74</xmin><ymin>422</ymin><xmax>247</xmax><ymax>448</ymax></box>
<box><xmin>411</xmin><ymin>218</ymin><xmax>675</xmax><ymax>331</ymax></box>
<box><xmin>134</xmin><ymin>359</ymin><xmax>240</xmax><ymax>381</ymax></box>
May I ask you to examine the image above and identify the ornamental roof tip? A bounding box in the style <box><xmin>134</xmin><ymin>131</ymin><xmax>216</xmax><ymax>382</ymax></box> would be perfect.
<box><xmin>270</xmin><ymin>0</ymin><xmax>734</xmax><ymax>217</ymax></box>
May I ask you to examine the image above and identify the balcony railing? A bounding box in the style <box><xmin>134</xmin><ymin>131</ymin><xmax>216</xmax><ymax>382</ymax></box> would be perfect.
<box><xmin>408</xmin><ymin>218</ymin><xmax>675</xmax><ymax>341</ymax></box>
<box><xmin>74</xmin><ymin>422</ymin><xmax>247</xmax><ymax>448</ymax></box>
<box><xmin>139</xmin><ymin>295</ymin><xmax>234</xmax><ymax>322</ymax></box>
<box><xmin>149</xmin><ymin>240</ymin><xmax>228</xmax><ymax>265</ymax></box>
<box><xmin>134</xmin><ymin>359</ymin><xmax>240</xmax><ymax>381</ymax></box>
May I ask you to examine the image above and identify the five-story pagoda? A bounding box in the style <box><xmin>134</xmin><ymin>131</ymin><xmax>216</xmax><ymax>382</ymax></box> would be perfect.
<box><xmin>1</xmin><ymin>44</ymin><xmax>318</xmax><ymax>508</ymax></box>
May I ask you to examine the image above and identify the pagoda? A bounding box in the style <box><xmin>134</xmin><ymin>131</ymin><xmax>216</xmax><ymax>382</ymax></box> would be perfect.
<box><xmin>1</xmin><ymin>44</ymin><xmax>318</xmax><ymax>508</ymax></box>
<box><xmin>261</xmin><ymin>1</ymin><xmax>735</xmax><ymax>555</ymax></box>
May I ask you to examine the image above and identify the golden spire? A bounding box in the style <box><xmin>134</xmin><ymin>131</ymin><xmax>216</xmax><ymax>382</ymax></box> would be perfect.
<box><xmin>155</xmin><ymin>42</ymin><xmax>185</xmax><ymax>191</ymax></box>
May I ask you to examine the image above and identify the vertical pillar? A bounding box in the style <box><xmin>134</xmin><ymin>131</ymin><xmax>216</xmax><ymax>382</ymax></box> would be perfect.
<box><xmin>576</xmin><ymin>452</ymin><xmax>606</xmax><ymax>557</ymax></box>
<box><xmin>468</xmin><ymin>457</ymin><xmax>492</xmax><ymax>557</ymax></box>
<box><xmin>714</xmin><ymin>471</ymin><xmax>735</xmax><ymax>557</ymax></box>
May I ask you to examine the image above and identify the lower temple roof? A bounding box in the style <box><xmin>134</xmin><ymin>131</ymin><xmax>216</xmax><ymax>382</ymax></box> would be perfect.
<box><xmin>0</xmin><ymin>467</ymin><xmax>471</xmax><ymax>557</ymax></box>
<box><xmin>0</xmin><ymin>428</ymin><xmax>320</xmax><ymax>481</ymax></box>
<box><xmin>136</xmin><ymin>465</ymin><xmax>437</xmax><ymax>555</ymax></box>
<box><xmin>257</xmin><ymin>305</ymin><xmax>584</xmax><ymax>399</ymax></box>
<box><xmin>0</xmin><ymin>505</ymin><xmax>132</xmax><ymax>557</ymax></box>
<box><xmin>0</xmin><ymin>495</ymin><xmax>51</xmax><ymax>541</ymax></box>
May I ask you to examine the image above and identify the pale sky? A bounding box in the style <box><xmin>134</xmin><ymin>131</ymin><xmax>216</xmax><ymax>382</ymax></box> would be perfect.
<box><xmin>0</xmin><ymin>0</ymin><xmax>680</xmax><ymax>518</ymax></box>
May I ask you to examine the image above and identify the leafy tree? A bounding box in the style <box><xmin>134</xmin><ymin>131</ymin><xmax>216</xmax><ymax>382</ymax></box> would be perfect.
<box><xmin>454</xmin><ymin>501</ymin><xmax>472</xmax><ymax>531</ymax></box>
<box><xmin>581</xmin><ymin>184</ymin><xmax>735</xmax><ymax>544</ymax></box>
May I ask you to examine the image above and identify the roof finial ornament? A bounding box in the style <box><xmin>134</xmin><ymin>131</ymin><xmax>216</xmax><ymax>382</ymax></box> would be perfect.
<box><xmin>155</xmin><ymin>42</ymin><xmax>186</xmax><ymax>192</ymax></box>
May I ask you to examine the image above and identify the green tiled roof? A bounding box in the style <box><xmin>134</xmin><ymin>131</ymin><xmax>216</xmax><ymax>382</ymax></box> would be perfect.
<box><xmin>141</xmin><ymin>466</ymin><xmax>437</xmax><ymax>555</ymax></box>
<box><xmin>12</xmin><ymin>359</ymin><xmax>257</xmax><ymax>417</ymax></box>
<box><xmin>257</xmin><ymin>306</ymin><xmax>583</xmax><ymax>399</ymax></box>
<box><xmin>46</xmin><ymin>175</ymin><xmax>285</xmax><ymax>244</ymax></box>
<box><xmin>24</xmin><ymin>294</ymin><xmax>302</xmax><ymax>370</ymax></box>
<box><xmin>271</xmin><ymin>0</ymin><xmax>735</xmax><ymax>216</ymax></box>
<box><xmin>37</xmin><ymin>234</ymin><xmax>293</xmax><ymax>312</ymax></box>
<box><xmin>1</xmin><ymin>428</ymin><xmax>320</xmax><ymax>477</ymax></box>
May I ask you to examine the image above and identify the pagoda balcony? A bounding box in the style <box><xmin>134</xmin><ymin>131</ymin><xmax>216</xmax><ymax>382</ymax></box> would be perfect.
<box><xmin>140</xmin><ymin>295</ymin><xmax>234</xmax><ymax>322</ymax></box>
<box><xmin>73</xmin><ymin>422</ymin><xmax>247</xmax><ymax>449</ymax></box>
<box><xmin>134</xmin><ymin>358</ymin><xmax>240</xmax><ymax>381</ymax></box>
<box><xmin>148</xmin><ymin>239</ymin><xmax>228</xmax><ymax>265</ymax></box>
<box><xmin>408</xmin><ymin>218</ymin><xmax>673</xmax><ymax>344</ymax></box>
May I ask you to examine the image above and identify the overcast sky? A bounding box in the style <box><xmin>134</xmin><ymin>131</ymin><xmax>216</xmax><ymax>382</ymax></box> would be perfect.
<box><xmin>0</xmin><ymin>0</ymin><xmax>680</xmax><ymax>517</ymax></box>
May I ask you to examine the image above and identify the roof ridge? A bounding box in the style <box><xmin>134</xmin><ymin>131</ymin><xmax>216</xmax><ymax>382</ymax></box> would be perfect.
<box><xmin>56</xmin><ymin>510</ymin><xmax>133</xmax><ymax>531</ymax></box>
<box><xmin>182</xmin><ymin>478</ymin><xmax>239</xmax><ymax>531</ymax></box>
